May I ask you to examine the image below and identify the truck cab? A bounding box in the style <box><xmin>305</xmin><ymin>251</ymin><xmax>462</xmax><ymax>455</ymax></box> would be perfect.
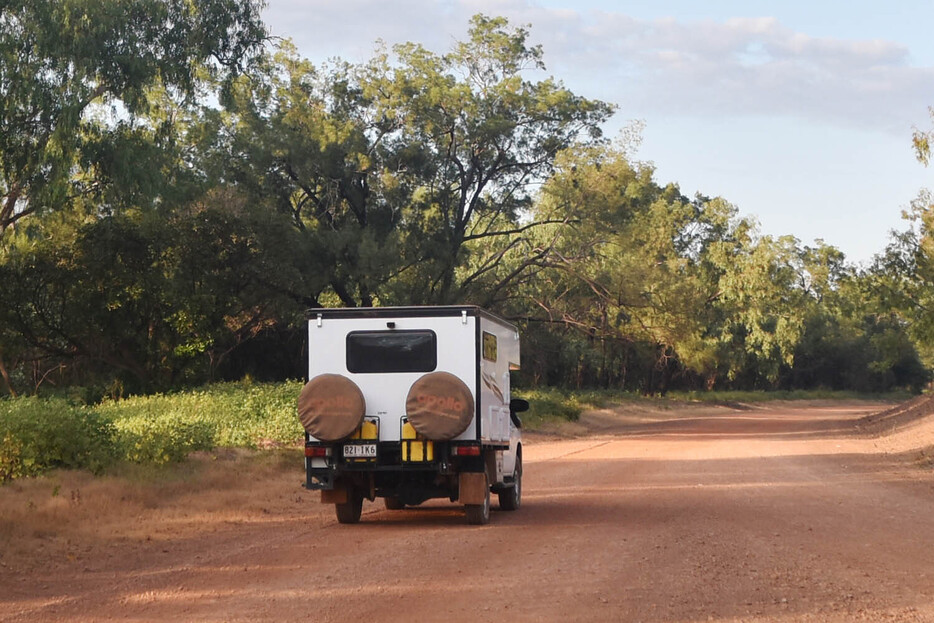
<box><xmin>298</xmin><ymin>306</ymin><xmax>525</xmax><ymax>525</ymax></box>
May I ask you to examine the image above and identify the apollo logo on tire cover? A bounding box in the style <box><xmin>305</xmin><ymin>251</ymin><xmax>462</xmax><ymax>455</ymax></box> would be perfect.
<box><xmin>406</xmin><ymin>371</ymin><xmax>474</xmax><ymax>440</ymax></box>
<box><xmin>308</xmin><ymin>396</ymin><xmax>357</xmax><ymax>411</ymax></box>
<box><xmin>415</xmin><ymin>393</ymin><xmax>465</xmax><ymax>419</ymax></box>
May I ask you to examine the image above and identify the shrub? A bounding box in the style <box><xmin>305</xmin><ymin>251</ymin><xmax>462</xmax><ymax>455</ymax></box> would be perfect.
<box><xmin>517</xmin><ymin>387</ymin><xmax>588</xmax><ymax>422</ymax></box>
<box><xmin>114</xmin><ymin>415</ymin><xmax>217</xmax><ymax>464</ymax></box>
<box><xmin>0</xmin><ymin>382</ymin><xmax>306</xmax><ymax>481</ymax></box>
<box><xmin>0</xmin><ymin>397</ymin><xmax>115</xmax><ymax>481</ymax></box>
<box><xmin>96</xmin><ymin>381</ymin><xmax>303</xmax><ymax>449</ymax></box>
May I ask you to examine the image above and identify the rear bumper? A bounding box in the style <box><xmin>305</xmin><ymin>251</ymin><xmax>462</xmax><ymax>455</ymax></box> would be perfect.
<box><xmin>303</xmin><ymin>440</ymin><xmax>498</xmax><ymax>491</ymax></box>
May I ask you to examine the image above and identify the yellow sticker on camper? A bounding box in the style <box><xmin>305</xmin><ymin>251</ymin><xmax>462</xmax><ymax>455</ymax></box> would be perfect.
<box><xmin>482</xmin><ymin>331</ymin><xmax>497</xmax><ymax>362</ymax></box>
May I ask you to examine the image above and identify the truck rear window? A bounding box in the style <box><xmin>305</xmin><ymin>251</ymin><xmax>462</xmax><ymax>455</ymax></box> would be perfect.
<box><xmin>346</xmin><ymin>331</ymin><xmax>437</xmax><ymax>373</ymax></box>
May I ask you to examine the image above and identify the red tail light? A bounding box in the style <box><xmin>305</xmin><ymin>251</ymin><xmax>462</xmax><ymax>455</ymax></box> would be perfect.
<box><xmin>453</xmin><ymin>444</ymin><xmax>481</xmax><ymax>457</ymax></box>
<box><xmin>305</xmin><ymin>446</ymin><xmax>331</xmax><ymax>458</ymax></box>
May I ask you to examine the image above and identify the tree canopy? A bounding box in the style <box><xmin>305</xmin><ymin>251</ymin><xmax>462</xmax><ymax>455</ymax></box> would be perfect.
<box><xmin>0</xmin><ymin>7</ymin><xmax>930</xmax><ymax>397</ymax></box>
<box><xmin>217</xmin><ymin>16</ymin><xmax>613</xmax><ymax>307</ymax></box>
<box><xmin>0</xmin><ymin>0</ymin><xmax>267</xmax><ymax>237</ymax></box>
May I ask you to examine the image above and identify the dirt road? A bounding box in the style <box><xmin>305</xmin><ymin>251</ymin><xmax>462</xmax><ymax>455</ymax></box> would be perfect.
<box><xmin>4</xmin><ymin>400</ymin><xmax>934</xmax><ymax>622</ymax></box>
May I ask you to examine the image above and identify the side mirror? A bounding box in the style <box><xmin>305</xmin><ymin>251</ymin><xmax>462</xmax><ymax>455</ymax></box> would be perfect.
<box><xmin>509</xmin><ymin>398</ymin><xmax>529</xmax><ymax>413</ymax></box>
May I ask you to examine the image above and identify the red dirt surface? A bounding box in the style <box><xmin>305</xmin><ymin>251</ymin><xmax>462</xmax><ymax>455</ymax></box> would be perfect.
<box><xmin>3</xmin><ymin>398</ymin><xmax>934</xmax><ymax>622</ymax></box>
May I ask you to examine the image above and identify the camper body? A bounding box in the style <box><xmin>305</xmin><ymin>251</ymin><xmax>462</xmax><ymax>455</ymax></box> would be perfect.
<box><xmin>300</xmin><ymin>306</ymin><xmax>525</xmax><ymax>525</ymax></box>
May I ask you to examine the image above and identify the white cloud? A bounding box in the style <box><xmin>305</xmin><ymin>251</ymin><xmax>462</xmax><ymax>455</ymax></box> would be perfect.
<box><xmin>555</xmin><ymin>11</ymin><xmax>934</xmax><ymax>131</ymax></box>
<box><xmin>263</xmin><ymin>0</ymin><xmax>934</xmax><ymax>133</ymax></box>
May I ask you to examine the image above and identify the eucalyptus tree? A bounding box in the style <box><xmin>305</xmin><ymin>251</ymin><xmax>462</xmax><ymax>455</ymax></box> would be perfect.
<box><xmin>524</xmin><ymin>142</ymin><xmax>820</xmax><ymax>390</ymax></box>
<box><xmin>364</xmin><ymin>15</ymin><xmax>614</xmax><ymax>304</ymax></box>
<box><xmin>222</xmin><ymin>15</ymin><xmax>614</xmax><ymax>307</ymax></box>
<box><xmin>0</xmin><ymin>0</ymin><xmax>267</xmax><ymax>239</ymax></box>
<box><xmin>0</xmin><ymin>0</ymin><xmax>267</xmax><ymax>394</ymax></box>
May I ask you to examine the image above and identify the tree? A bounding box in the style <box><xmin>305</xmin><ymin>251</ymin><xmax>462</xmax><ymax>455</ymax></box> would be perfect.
<box><xmin>0</xmin><ymin>0</ymin><xmax>266</xmax><ymax>239</ymax></box>
<box><xmin>221</xmin><ymin>16</ymin><xmax>614</xmax><ymax>307</ymax></box>
<box><xmin>520</xmin><ymin>142</ymin><xmax>834</xmax><ymax>391</ymax></box>
<box><xmin>864</xmin><ymin>194</ymin><xmax>934</xmax><ymax>361</ymax></box>
<box><xmin>365</xmin><ymin>15</ymin><xmax>614</xmax><ymax>304</ymax></box>
<box><xmin>217</xmin><ymin>43</ymin><xmax>401</xmax><ymax>308</ymax></box>
<box><xmin>914</xmin><ymin>107</ymin><xmax>934</xmax><ymax>166</ymax></box>
<box><xmin>868</xmin><ymin>105</ymin><xmax>934</xmax><ymax>370</ymax></box>
<box><xmin>522</xmin><ymin>144</ymin><xmax>727</xmax><ymax>391</ymax></box>
<box><xmin>0</xmin><ymin>192</ymin><xmax>318</xmax><ymax>394</ymax></box>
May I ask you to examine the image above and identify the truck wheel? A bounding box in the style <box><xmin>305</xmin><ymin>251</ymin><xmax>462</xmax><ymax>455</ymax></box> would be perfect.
<box><xmin>335</xmin><ymin>490</ymin><xmax>364</xmax><ymax>524</ymax></box>
<box><xmin>465</xmin><ymin>484</ymin><xmax>491</xmax><ymax>525</ymax></box>
<box><xmin>498</xmin><ymin>448</ymin><xmax>522</xmax><ymax>511</ymax></box>
<box><xmin>384</xmin><ymin>496</ymin><xmax>405</xmax><ymax>510</ymax></box>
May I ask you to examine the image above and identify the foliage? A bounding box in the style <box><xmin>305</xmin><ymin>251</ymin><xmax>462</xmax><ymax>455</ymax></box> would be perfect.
<box><xmin>95</xmin><ymin>381</ymin><xmax>304</xmax><ymax>448</ymax></box>
<box><xmin>0</xmin><ymin>8</ymin><xmax>931</xmax><ymax>397</ymax></box>
<box><xmin>0</xmin><ymin>397</ymin><xmax>114</xmax><ymax>481</ymax></box>
<box><xmin>113</xmin><ymin>415</ymin><xmax>216</xmax><ymax>465</ymax></box>
<box><xmin>220</xmin><ymin>16</ymin><xmax>613</xmax><ymax>307</ymax></box>
<box><xmin>521</xmin><ymin>144</ymin><xmax>808</xmax><ymax>391</ymax></box>
<box><xmin>0</xmin><ymin>381</ymin><xmax>304</xmax><ymax>481</ymax></box>
<box><xmin>0</xmin><ymin>206</ymin><xmax>310</xmax><ymax>393</ymax></box>
<box><xmin>861</xmin><ymin>190</ymin><xmax>934</xmax><ymax>371</ymax></box>
<box><xmin>914</xmin><ymin>107</ymin><xmax>934</xmax><ymax>166</ymax></box>
<box><xmin>0</xmin><ymin>0</ymin><xmax>267</xmax><ymax>237</ymax></box>
<box><xmin>518</xmin><ymin>387</ymin><xmax>589</xmax><ymax>422</ymax></box>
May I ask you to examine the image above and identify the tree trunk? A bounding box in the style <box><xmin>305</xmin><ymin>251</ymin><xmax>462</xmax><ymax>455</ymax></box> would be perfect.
<box><xmin>0</xmin><ymin>352</ymin><xmax>17</xmax><ymax>397</ymax></box>
<box><xmin>705</xmin><ymin>372</ymin><xmax>718</xmax><ymax>391</ymax></box>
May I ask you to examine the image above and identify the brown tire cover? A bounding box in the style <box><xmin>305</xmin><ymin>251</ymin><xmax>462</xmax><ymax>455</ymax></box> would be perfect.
<box><xmin>298</xmin><ymin>374</ymin><xmax>366</xmax><ymax>442</ymax></box>
<box><xmin>405</xmin><ymin>372</ymin><xmax>474</xmax><ymax>441</ymax></box>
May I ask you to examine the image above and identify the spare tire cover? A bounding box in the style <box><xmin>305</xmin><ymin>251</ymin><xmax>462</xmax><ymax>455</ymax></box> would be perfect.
<box><xmin>406</xmin><ymin>371</ymin><xmax>474</xmax><ymax>441</ymax></box>
<box><xmin>298</xmin><ymin>374</ymin><xmax>366</xmax><ymax>442</ymax></box>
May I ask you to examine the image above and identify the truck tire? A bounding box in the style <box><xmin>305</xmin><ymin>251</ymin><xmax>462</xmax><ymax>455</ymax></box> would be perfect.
<box><xmin>498</xmin><ymin>447</ymin><xmax>522</xmax><ymax>511</ymax></box>
<box><xmin>298</xmin><ymin>374</ymin><xmax>365</xmax><ymax>442</ymax></box>
<box><xmin>335</xmin><ymin>490</ymin><xmax>364</xmax><ymax>524</ymax></box>
<box><xmin>465</xmin><ymin>479</ymin><xmax>491</xmax><ymax>525</ymax></box>
<box><xmin>406</xmin><ymin>371</ymin><xmax>474</xmax><ymax>441</ymax></box>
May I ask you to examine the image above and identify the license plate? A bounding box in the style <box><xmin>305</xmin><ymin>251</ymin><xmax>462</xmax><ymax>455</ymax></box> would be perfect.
<box><xmin>343</xmin><ymin>443</ymin><xmax>377</xmax><ymax>458</ymax></box>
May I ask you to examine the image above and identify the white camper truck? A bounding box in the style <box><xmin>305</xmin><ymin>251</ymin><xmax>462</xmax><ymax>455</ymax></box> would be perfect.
<box><xmin>298</xmin><ymin>306</ymin><xmax>526</xmax><ymax>525</ymax></box>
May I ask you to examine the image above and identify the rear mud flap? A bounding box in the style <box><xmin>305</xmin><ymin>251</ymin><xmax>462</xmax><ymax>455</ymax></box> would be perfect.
<box><xmin>321</xmin><ymin>487</ymin><xmax>348</xmax><ymax>504</ymax></box>
<box><xmin>458</xmin><ymin>472</ymin><xmax>488</xmax><ymax>505</ymax></box>
<box><xmin>321</xmin><ymin>476</ymin><xmax>375</xmax><ymax>504</ymax></box>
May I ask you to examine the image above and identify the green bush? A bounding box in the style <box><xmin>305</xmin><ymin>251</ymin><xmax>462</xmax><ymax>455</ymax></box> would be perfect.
<box><xmin>517</xmin><ymin>387</ymin><xmax>590</xmax><ymax>422</ymax></box>
<box><xmin>95</xmin><ymin>381</ymin><xmax>303</xmax><ymax>449</ymax></box>
<box><xmin>0</xmin><ymin>397</ymin><xmax>115</xmax><ymax>481</ymax></box>
<box><xmin>1</xmin><ymin>381</ymin><xmax>305</xmax><ymax>480</ymax></box>
<box><xmin>114</xmin><ymin>415</ymin><xmax>216</xmax><ymax>464</ymax></box>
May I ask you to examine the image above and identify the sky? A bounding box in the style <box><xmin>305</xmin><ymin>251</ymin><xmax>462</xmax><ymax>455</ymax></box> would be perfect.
<box><xmin>261</xmin><ymin>0</ymin><xmax>934</xmax><ymax>264</ymax></box>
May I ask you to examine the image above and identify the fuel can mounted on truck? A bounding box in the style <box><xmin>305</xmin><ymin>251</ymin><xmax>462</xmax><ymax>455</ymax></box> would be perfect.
<box><xmin>298</xmin><ymin>306</ymin><xmax>527</xmax><ymax>525</ymax></box>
